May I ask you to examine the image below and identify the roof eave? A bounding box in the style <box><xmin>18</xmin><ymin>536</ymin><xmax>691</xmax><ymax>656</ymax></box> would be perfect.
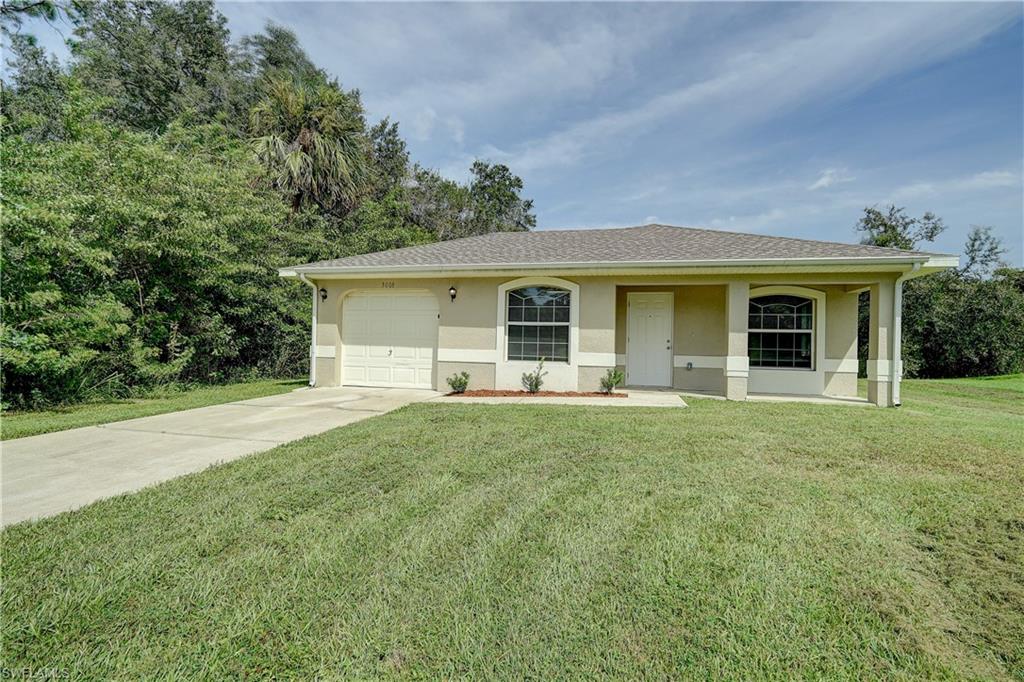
<box><xmin>279</xmin><ymin>254</ymin><xmax>958</xmax><ymax>279</ymax></box>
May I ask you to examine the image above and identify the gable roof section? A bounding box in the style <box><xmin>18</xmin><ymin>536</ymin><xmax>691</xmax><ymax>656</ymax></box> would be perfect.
<box><xmin>281</xmin><ymin>224</ymin><xmax>956</xmax><ymax>275</ymax></box>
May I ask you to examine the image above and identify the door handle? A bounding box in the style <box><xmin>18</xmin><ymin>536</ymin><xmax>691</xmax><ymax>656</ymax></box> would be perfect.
<box><xmin>388</xmin><ymin>348</ymin><xmax>393</xmax><ymax>356</ymax></box>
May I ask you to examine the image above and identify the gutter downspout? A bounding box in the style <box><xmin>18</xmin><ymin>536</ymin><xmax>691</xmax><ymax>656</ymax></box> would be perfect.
<box><xmin>891</xmin><ymin>262</ymin><xmax>921</xmax><ymax>406</ymax></box>
<box><xmin>298</xmin><ymin>273</ymin><xmax>317</xmax><ymax>387</ymax></box>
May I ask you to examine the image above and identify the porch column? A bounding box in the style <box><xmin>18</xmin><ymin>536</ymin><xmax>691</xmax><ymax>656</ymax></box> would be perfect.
<box><xmin>867</xmin><ymin>280</ymin><xmax>895</xmax><ymax>407</ymax></box>
<box><xmin>724</xmin><ymin>281</ymin><xmax>749</xmax><ymax>400</ymax></box>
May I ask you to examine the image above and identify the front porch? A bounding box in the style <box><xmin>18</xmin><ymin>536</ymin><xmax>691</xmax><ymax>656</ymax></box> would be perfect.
<box><xmin>608</xmin><ymin>280</ymin><xmax>902</xmax><ymax>407</ymax></box>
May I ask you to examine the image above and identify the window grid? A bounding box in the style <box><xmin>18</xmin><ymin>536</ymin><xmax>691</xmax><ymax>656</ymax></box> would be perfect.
<box><xmin>507</xmin><ymin>287</ymin><xmax>570</xmax><ymax>362</ymax></box>
<box><xmin>748</xmin><ymin>295</ymin><xmax>813</xmax><ymax>369</ymax></box>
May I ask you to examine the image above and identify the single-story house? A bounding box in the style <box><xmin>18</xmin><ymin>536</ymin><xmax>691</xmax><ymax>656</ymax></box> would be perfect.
<box><xmin>279</xmin><ymin>224</ymin><xmax>957</xmax><ymax>406</ymax></box>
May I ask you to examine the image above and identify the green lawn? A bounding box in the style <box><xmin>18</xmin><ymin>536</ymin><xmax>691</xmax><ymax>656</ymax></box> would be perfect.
<box><xmin>2</xmin><ymin>379</ymin><xmax>1022</xmax><ymax>679</ymax></box>
<box><xmin>933</xmin><ymin>372</ymin><xmax>1023</xmax><ymax>393</ymax></box>
<box><xmin>0</xmin><ymin>379</ymin><xmax>305</xmax><ymax>440</ymax></box>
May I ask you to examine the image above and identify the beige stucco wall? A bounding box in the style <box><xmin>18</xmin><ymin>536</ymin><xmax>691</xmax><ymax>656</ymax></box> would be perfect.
<box><xmin>315</xmin><ymin>357</ymin><xmax>336</xmax><ymax>388</ymax></box>
<box><xmin>577</xmin><ymin>365</ymin><xmax>610</xmax><ymax>392</ymax></box>
<box><xmin>823</xmin><ymin>285</ymin><xmax>859</xmax><ymax>396</ymax></box>
<box><xmin>316</xmin><ymin>277</ymin><xmax>500</xmax><ymax>350</ymax></box>
<box><xmin>437</xmin><ymin>361</ymin><xmax>495</xmax><ymax>391</ymax></box>
<box><xmin>614</xmin><ymin>285</ymin><xmax>728</xmax><ymax>392</ymax></box>
<box><xmin>309</xmin><ymin>273</ymin><xmax>876</xmax><ymax>397</ymax></box>
<box><xmin>576</xmin><ymin>278</ymin><xmax>617</xmax><ymax>354</ymax></box>
<box><xmin>315</xmin><ymin>277</ymin><xmax>501</xmax><ymax>388</ymax></box>
<box><xmin>674</xmin><ymin>367</ymin><xmax>724</xmax><ymax>394</ymax></box>
<box><xmin>614</xmin><ymin>285</ymin><xmax>727</xmax><ymax>357</ymax></box>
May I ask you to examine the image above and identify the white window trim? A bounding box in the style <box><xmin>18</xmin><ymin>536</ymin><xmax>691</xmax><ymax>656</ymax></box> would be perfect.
<box><xmin>747</xmin><ymin>285</ymin><xmax>826</xmax><ymax>395</ymax></box>
<box><xmin>495</xmin><ymin>277</ymin><xmax>580</xmax><ymax>391</ymax></box>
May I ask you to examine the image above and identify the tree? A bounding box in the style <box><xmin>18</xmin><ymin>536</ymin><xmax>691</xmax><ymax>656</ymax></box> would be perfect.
<box><xmin>852</xmin><ymin>206</ymin><xmax>1023</xmax><ymax>379</ymax></box>
<box><xmin>1</xmin><ymin>32</ymin><xmax>68</xmax><ymax>140</ymax></box>
<box><xmin>407</xmin><ymin>165</ymin><xmax>472</xmax><ymax>240</ymax></box>
<box><xmin>1</xmin><ymin>4</ymin><xmax>539</xmax><ymax>408</ymax></box>
<box><xmin>250</xmin><ymin>77</ymin><xmax>369</xmax><ymax>212</ymax></box>
<box><xmin>369</xmin><ymin>117</ymin><xmax>409</xmax><ymax>198</ymax></box>
<box><xmin>961</xmin><ymin>225</ymin><xmax>1006</xmax><ymax>279</ymax></box>
<box><xmin>1</xmin><ymin>88</ymin><xmax>305</xmax><ymax>407</ymax></box>
<box><xmin>406</xmin><ymin>161</ymin><xmax>535</xmax><ymax>240</ymax></box>
<box><xmin>69</xmin><ymin>0</ymin><xmax>231</xmax><ymax>131</ymax></box>
<box><xmin>902</xmin><ymin>266</ymin><xmax>1024</xmax><ymax>378</ymax></box>
<box><xmin>237</xmin><ymin>22</ymin><xmax>324</xmax><ymax>87</ymax></box>
<box><xmin>0</xmin><ymin>0</ymin><xmax>73</xmax><ymax>33</ymax></box>
<box><xmin>468</xmin><ymin>160</ymin><xmax>536</xmax><ymax>233</ymax></box>
<box><xmin>338</xmin><ymin>188</ymin><xmax>434</xmax><ymax>255</ymax></box>
<box><xmin>855</xmin><ymin>205</ymin><xmax>944</xmax><ymax>374</ymax></box>
<box><xmin>855</xmin><ymin>205</ymin><xmax>945</xmax><ymax>250</ymax></box>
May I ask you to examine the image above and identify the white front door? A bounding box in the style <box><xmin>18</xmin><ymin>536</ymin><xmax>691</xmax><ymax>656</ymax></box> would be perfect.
<box><xmin>626</xmin><ymin>292</ymin><xmax>673</xmax><ymax>387</ymax></box>
<box><xmin>342</xmin><ymin>291</ymin><xmax>438</xmax><ymax>389</ymax></box>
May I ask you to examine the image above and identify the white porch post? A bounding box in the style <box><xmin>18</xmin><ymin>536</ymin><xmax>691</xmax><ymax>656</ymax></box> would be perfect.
<box><xmin>867</xmin><ymin>280</ymin><xmax>895</xmax><ymax>407</ymax></box>
<box><xmin>724</xmin><ymin>281</ymin><xmax>749</xmax><ymax>400</ymax></box>
<box><xmin>891</xmin><ymin>277</ymin><xmax>904</xmax><ymax>406</ymax></box>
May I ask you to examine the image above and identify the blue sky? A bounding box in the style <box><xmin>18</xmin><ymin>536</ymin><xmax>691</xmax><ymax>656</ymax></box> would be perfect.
<box><xmin>20</xmin><ymin>2</ymin><xmax>1024</xmax><ymax>264</ymax></box>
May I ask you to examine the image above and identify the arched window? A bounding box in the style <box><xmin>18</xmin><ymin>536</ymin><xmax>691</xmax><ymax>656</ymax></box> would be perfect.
<box><xmin>748</xmin><ymin>295</ymin><xmax>813</xmax><ymax>369</ymax></box>
<box><xmin>506</xmin><ymin>286</ymin><xmax>570</xmax><ymax>362</ymax></box>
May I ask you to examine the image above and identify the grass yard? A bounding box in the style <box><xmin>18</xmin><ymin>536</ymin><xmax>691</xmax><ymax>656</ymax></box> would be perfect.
<box><xmin>934</xmin><ymin>373</ymin><xmax>1023</xmax><ymax>393</ymax></box>
<box><xmin>0</xmin><ymin>379</ymin><xmax>305</xmax><ymax>440</ymax></box>
<box><xmin>2</xmin><ymin>379</ymin><xmax>1022</xmax><ymax>679</ymax></box>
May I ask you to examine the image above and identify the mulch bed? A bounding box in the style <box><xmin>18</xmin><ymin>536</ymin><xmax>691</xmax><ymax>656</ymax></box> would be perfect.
<box><xmin>451</xmin><ymin>390</ymin><xmax>628</xmax><ymax>398</ymax></box>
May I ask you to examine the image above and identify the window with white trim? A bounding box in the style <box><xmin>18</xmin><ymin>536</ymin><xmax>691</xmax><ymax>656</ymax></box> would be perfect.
<box><xmin>506</xmin><ymin>287</ymin><xmax>570</xmax><ymax>362</ymax></box>
<box><xmin>748</xmin><ymin>295</ymin><xmax>813</xmax><ymax>369</ymax></box>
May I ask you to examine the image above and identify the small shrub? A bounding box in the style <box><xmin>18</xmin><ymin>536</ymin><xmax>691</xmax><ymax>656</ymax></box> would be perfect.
<box><xmin>521</xmin><ymin>358</ymin><xmax>547</xmax><ymax>393</ymax></box>
<box><xmin>599</xmin><ymin>368</ymin><xmax>624</xmax><ymax>394</ymax></box>
<box><xmin>446</xmin><ymin>371</ymin><xmax>470</xmax><ymax>394</ymax></box>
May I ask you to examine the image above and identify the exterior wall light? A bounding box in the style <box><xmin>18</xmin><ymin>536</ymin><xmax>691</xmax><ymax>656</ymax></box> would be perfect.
<box><xmin>319</xmin><ymin>288</ymin><xmax>328</xmax><ymax>302</ymax></box>
<box><xmin>449</xmin><ymin>286</ymin><xmax>457</xmax><ymax>302</ymax></box>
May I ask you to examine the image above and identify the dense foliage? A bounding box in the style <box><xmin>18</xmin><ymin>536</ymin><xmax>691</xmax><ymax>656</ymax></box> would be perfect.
<box><xmin>1</xmin><ymin>1</ymin><xmax>535</xmax><ymax>408</ymax></box>
<box><xmin>902</xmin><ymin>268</ymin><xmax>1024</xmax><ymax>378</ymax></box>
<box><xmin>856</xmin><ymin>207</ymin><xmax>1024</xmax><ymax>378</ymax></box>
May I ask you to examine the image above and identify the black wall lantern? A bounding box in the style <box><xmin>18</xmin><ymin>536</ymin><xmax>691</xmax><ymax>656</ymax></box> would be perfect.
<box><xmin>319</xmin><ymin>288</ymin><xmax>328</xmax><ymax>302</ymax></box>
<box><xmin>449</xmin><ymin>286</ymin><xmax>457</xmax><ymax>302</ymax></box>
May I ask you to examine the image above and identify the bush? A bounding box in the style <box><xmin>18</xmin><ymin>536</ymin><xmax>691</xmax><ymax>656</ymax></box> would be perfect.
<box><xmin>599</xmin><ymin>368</ymin><xmax>625</xmax><ymax>394</ymax></box>
<box><xmin>446</xmin><ymin>371</ymin><xmax>470</xmax><ymax>394</ymax></box>
<box><xmin>521</xmin><ymin>358</ymin><xmax>547</xmax><ymax>393</ymax></box>
<box><xmin>857</xmin><ymin>267</ymin><xmax>1024</xmax><ymax>379</ymax></box>
<box><xmin>902</xmin><ymin>268</ymin><xmax>1024</xmax><ymax>378</ymax></box>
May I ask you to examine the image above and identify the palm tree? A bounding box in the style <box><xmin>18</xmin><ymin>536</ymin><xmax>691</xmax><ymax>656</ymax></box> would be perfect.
<box><xmin>250</xmin><ymin>78</ymin><xmax>368</xmax><ymax>211</ymax></box>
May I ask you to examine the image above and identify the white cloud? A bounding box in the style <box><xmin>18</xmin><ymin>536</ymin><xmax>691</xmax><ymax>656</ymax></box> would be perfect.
<box><xmin>409</xmin><ymin>107</ymin><xmax>465</xmax><ymax>146</ymax></box>
<box><xmin>486</xmin><ymin>3</ymin><xmax>1018</xmax><ymax>173</ymax></box>
<box><xmin>891</xmin><ymin>169</ymin><xmax>1021</xmax><ymax>201</ymax></box>
<box><xmin>808</xmin><ymin>168</ymin><xmax>854</xmax><ymax>191</ymax></box>
<box><xmin>709</xmin><ymin>207</ymin><xmax>788</xmax><ymax>233</ymax></box>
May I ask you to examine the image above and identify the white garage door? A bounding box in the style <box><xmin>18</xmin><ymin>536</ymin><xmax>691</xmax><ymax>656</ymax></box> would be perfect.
<box><xmin>341</xmin><ymin>291</ymin><xmax>438</xmax><ymax>389</ymax></box>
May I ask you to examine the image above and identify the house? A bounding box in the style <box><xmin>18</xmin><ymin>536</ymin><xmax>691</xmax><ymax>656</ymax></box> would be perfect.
<box><xmin>279</xmin><ymin>224</ymin><xmax>957</xmax><ymax>406</ymax></box>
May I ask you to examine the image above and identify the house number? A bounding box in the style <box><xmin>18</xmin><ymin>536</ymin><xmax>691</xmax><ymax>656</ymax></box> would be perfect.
<box><xmin>381</xmin><ymin>281</ymin><xmax>395</xmax><ymax>288</ymax></box>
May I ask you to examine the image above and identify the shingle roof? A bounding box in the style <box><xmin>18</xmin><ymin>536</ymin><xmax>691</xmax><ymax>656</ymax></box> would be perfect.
<box><xmin>285</xmin><ymin>224</ymin><xmax>948</xmax><ymax>272</ymax></box>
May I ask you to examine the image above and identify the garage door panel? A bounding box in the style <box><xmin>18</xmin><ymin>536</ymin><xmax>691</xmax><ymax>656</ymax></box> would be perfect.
<box><xmin>341</xmin><ymin>291</ymin><xmax>438</xmax><ymax>389</ymax></box>
<box><xmin>391</xmin><ymin>344</ymin><xmax>417</xmax><ymax>360</ymax></box>
<box><xmin>391</xmin><ymin>367</ymin><xmax>417</xmax><ymax>384</ymax></box>
<box><xmin>367</xmin><ymin>345</ymin><xmax>391</xmax><ymax>359</ymax></box>
<box><xmin>367</xmin><ymin>366</ymin><xmax>392</xmax><ymax>383</ymax></box>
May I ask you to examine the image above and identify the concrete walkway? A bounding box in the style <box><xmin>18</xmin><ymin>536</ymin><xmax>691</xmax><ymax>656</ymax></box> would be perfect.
<box><xmin>1</xmin><ymin>386</ymin><xmax>439</xmax><ymax>526</ymax></box>
<box><xmin>433</xmin><ymin>389</ymin><xmax>686</xmax><ymax>407</ymax></box>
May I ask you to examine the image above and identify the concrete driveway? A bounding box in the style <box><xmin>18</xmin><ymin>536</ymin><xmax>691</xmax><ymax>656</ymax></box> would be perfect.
<box><xmin>1</xmin><ymin>386</ymin><xmax>440</xmax><ymax>526</ymax></box>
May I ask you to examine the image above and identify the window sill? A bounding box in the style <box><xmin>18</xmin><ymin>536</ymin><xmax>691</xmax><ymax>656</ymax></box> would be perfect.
<box><xmin>749</xmin><ymin>366</ymin><xmax>816</xmax><ymax>372</ymax></box>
